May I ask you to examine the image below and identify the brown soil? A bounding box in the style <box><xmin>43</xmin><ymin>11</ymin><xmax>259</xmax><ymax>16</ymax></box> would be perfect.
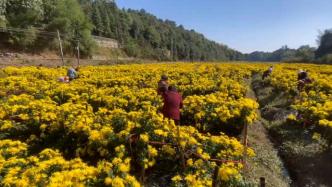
<box><xmin>0</xmin><ymin>49</ymin><xmax>140</xmax><ymax>68</ymax></box>
<box><xmin>244</xmin><ymin>120</ymin><xmax>291</xmax><ymax>187</ymax></box>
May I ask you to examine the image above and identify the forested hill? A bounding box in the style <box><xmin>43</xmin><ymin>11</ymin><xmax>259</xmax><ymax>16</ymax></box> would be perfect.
<box><xmin>0</xmin><ymin>0</ymin><xmax>241</xmax><ymax>60</ymax></box>
<box><xmin>245</xmin><ymin>45</ymin><xmax>316</xmax><ymax>62</ymax></box>
<box><xmin>1</xmin><ymin>0</ymin><xmax>331</xmax><ymax>63</ymax></box>
<box><xmin>245</xmin><ymin>30</ymin><xmax>332</xmax><ymax>64</ymax></box>
<box><xmin>245</xmin><ymin>41</ymin><xmax>332</xmax><ymax>64</ymax></box>
<box><xmin>79</xmin><ymin>0</ymin><xmax>242</xmax><ymax>61</ymax></box>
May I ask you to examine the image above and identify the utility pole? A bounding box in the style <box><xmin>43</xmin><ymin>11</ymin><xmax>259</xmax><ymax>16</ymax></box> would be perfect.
<box><xmin>76</xmin><ymin>40</ymin><xmax>80</xmax><ymax>67</ymax></box>
<box><xmin>187</xmin><ymin>46</ymin><xmax>190</xmax><ymax>61</ymax></box>
<box><xmin>171</xmin><ymin>38</ymin><xmax>174</xmax><ymax>61</ymax></box>
<box><xmin>57</xmin><ymin>30</ymin><xmax>64</xmax><ymax>66</ymax></box>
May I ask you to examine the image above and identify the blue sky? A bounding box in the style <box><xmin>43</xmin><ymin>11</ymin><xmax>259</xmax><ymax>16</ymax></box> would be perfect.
<box><xmin>116</xmin><ymin>0</ymin><xmax>332</xmax><ymax>53</ymax></box>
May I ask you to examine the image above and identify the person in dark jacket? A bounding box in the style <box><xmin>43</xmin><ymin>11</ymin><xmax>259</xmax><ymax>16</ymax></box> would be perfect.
<box><xmin>298</xmin><ymin>70</ymin><xmax>308</xmax><ymax>81</ymax></box>
<box><xmin>297</xmin><ymin>70</ymin><xmax>313</xmax><ymax>91</ymax></box>
<box><xmin>262</xmin><ymin>66</ymin><xmax>273</xmax><ymax>80</ymax></box>
<box><xmin>161</xmin><ymin>85</ymin><xmax>183</xmax><ymax>125</ymax></box>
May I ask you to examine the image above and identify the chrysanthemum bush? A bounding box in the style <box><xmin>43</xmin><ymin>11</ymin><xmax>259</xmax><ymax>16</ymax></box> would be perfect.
<box><xmin>0</xmin><ymin>139</ymin><xmax>140</xmax><ymax>187</ymax></box>
<box><xmin>261</xmin><ymin>64</ymin><xmax>332</xmax><ymax>148</ymax></box>
<box><xmin>182</xmin><ymin>93</ymin><xmax>258</xmax><ymax>133</ymax></box>
<box><xmin>0</xmin><ymin>63</ymin><xmax>260</xmax><ymax>186</ymax></box>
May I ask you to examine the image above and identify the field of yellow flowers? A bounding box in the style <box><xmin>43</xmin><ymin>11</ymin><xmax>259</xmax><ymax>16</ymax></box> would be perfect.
<box><xmin>0</xmin><ymin>63</ymin><xmax>330</xmax><ymax>186</ymax></box>
<box><xmin>0</xmin><ymin>63</ymin><xmax>260</xmax><ymax>187</ymax></box>
<box><xmin>264</xmin><ymin>64</ymin><xmax>332</xmax><ymax>148</ymax></box>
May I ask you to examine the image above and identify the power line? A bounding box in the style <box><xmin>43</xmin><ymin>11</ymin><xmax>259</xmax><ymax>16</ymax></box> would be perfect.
<box><xmin>0</xmin><ymin>32</ymin><xmax>55</xmax><ymax>39</ymax></box>
<box><xmin>0</xmin><ymin>27</ymin><xmax>80</xmax><ymax>41</ymax></box>
<box><xmin>0</xmin><ymin>26</ymin><xmax>118</xmax><ymax>43</ymax></box>
<box><xmin>0</xmin><ymin>28</ymin><xmax>59</xmax><ymax>40</ymax></box>
<box><xmin>0</xmin><ymin>27</ymin><xmax>57</xmax><ymax>37</ymax></box>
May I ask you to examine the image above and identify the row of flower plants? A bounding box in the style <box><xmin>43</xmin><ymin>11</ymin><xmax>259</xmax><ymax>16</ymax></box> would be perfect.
<box><xmin>0</xmin><ymin>63</ymin><xmax>259</xmax><ymax>186</ymax></box>
<box><xmin>262</xmin><ymin>64</ymin><xmax>332</xmax><ymax>148</ymax></box>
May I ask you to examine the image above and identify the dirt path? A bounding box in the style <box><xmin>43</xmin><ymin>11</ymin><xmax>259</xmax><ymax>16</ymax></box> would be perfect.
<box><xmin>243</xmin><ymin>79</ymin><xmax>291</xmax><ymax>187</ymax></box>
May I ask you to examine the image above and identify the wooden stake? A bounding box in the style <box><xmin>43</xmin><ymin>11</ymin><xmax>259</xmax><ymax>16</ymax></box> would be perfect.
<box><xmin>243</xmin><ymin>122</ymin><xmax>248</xmax><ymax>168</ymax></box>
<box><xmin>260</xmin><ymin>177</ymin><xmax>266</xmax><ymax>187</ymax></box>
<box><xmin>57</xmin><ymin>30</ymin><xmax>64</xmax><ymax>66</ymax></box>
<box><xmin>140</xmin><ymin>165</ymin><xmax>145</xmax><ymax>184</ymax></box>
<box><xmin>212</xmin><ymin>163</ymin><xmax>221</xmax><ymax>187</ymax></box>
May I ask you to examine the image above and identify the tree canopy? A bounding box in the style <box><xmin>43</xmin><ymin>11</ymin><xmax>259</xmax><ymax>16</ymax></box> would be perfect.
<box><xmin>316</xmin><ymin>30</ymin><xmax>332</xmax><ymax>60</ymax></box>
<box><xmin>246</xmin><ymin>45</ymin><xmax>316</xmax><ymax>63</ymax></box>
<box><xmin>0</xmin><ymin>0</ymin><xmax>94</xmax><ymax>56</ymax></box>
<box><xmin>0</xmin><ymin>0</ymin><xmax>331</xmax><ymax>63</ymax></box>
<box><xmin>80</xmin><ymin>0</ymin><xmax>242</xmax><ymax>61</ymax></box>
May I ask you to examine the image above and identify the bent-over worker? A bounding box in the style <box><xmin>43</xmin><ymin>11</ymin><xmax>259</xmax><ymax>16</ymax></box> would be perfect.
<box><xmin>67</xmin><ymin>66</ymin><xmax>79</xmax><ymax>81</ymax></box>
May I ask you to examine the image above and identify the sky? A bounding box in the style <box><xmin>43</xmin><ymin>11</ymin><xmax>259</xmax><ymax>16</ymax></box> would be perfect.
<box><xmin>116</xmin><ymin>0</ymin><xmax>332</xmax><ymax>53</ymax></box>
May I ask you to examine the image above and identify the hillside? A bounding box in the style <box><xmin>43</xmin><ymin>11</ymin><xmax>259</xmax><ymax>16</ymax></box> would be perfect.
<box><xmin>0</xmin><ymin>0</ymin><xmax>242</xmax><ymax>61</ymax></box>
<box><xmin>1</xmin><ymin>0</ymin><xmax>332</xmax><ymax>63</ymax></box>
<box><xmin>80</xmin><ymin>0</ymin><xmax>243</xmax><ymax>61</ymax></box>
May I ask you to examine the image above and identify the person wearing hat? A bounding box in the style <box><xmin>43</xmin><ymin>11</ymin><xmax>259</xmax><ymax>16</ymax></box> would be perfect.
<box><xmin>297</xmin><ymin>69</ymin><xmax>308</xmax><ymax>81</ymax></box>
<box><xmin>297</xmin><ymin>69</ymin><xmax>312</xmax><ymax>91</ymax></box>
<box><xmin>262</xmin><ymin>66</ymin><xmax>274</xmax><ymax>80</ymax></box>
<box><xmin>268</xmin><ymin>66</ymin><xmax>273</xmax><ymax>72</ymax></box>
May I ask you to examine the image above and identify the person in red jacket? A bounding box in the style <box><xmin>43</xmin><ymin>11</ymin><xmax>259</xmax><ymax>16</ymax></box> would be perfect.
<box><xmin>161</xmin><ymin>85</ymin><xmax>183</xmax><ymax>125</ymax></box>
